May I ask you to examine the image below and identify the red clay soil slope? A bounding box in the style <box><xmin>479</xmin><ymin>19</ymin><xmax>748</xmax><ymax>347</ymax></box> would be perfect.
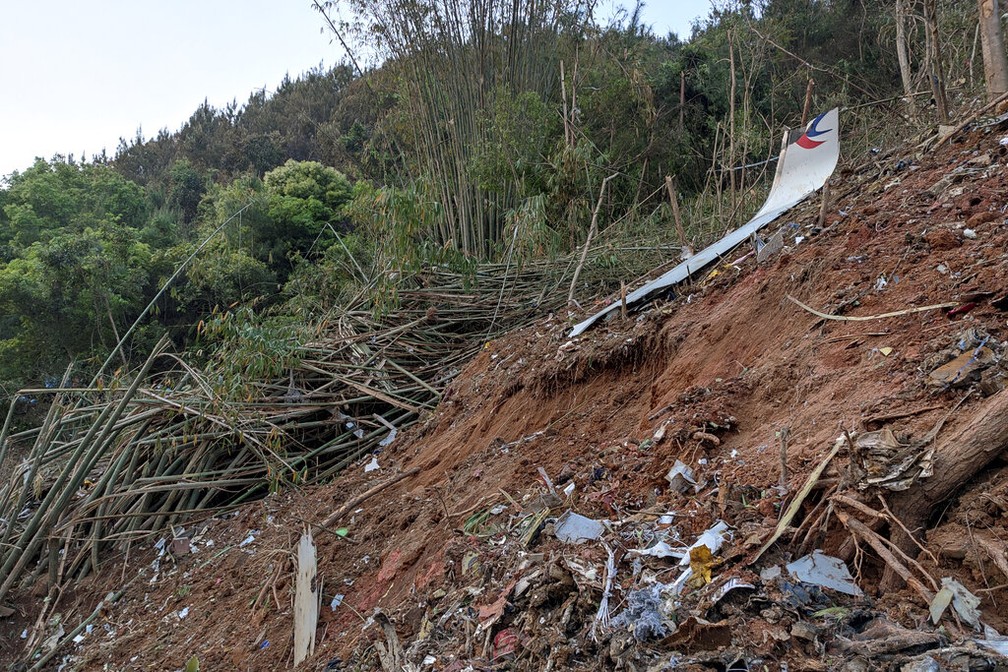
<box><xmin>5</xmin><ymin>124</ymin><xmax>1008</xmax><ymax>671</ymax></box>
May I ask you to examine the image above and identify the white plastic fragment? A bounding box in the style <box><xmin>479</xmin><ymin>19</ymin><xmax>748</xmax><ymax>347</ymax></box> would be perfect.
<box><xmin>665</xmin><ymin>460</ymin><xmax>697</xmax><ymax>493</ymax></box>
<box><xmin>760</xmin><ymin>565</ymin><xmax>782</xmax><ymax>581</ymax></box>
<box><xmin>786</xmin><ymin>550</ymin><xmax>862</xmax><ymax>596</ymax></box>
<box><xmin>340</xmin><ymin>416</ymin><xmax>366</xmax><ymax>440</ymax></box>
<box><xmin>679</xmin><ymin>521</ymin><xmax>731</xmax><ymax>567</ymax></box>
<box><xmin>713</xmin><ymin>577</ymin><xmax>755</xmax><ymax>604</ymax></box>
<box><xmin>330</xmin><ymin>594</ymin><xmax>344</xmax><ymax>611</ymax></box>
<box><xmin>364</xmin><ymin>456</ymin><xmax>380</xmax><ymax>473</ymax></box>
<box><xmin>537</xmin><ymin>467</ymin><xmax>558</xmax><ymax>498</ymax></box>
<box><xmin>514</xmin><ymin>570</ymin><xmax>542</xmax><ymax>598</ymax></box>
<box><xmin>930</xmin><ymin>577</ymin><xmax>981</xmax><ymax>628</ymax></box>
<box><xmin>963</xmin><ymin>228</ymin><xmax>977</xmax><ymax>239</ymax></box>
<box><xmin>554</xmin><ymin>511</ymin><xmax>605</xmax><ymax>544</ymax></box>
<box><xmin>976</xmin><ymin>624</ymin><xmax>1008</xmax><ymax>656</ymax></box>
<box><xmin>670</xmin><ymin>521</ymin><xmax>732</xmax><ymax>594</ymax></box>
<box><xmin>632</xmin><ymin>521</ymin><xmax>729</xmax><ymax>564</ymax></box>
<box><xmin>629</xmin><ymin>540</ymin><xmax>678</xmax><ymax>559</ymax></box>
<box><xmin>178</xmin><ymin>606</ymin><xmax>190</xmax><ymax>620</ymax></box>
<box><xmin>239</xmin><ymin>531</ymin><xmax>257</xmax><ymax>548</ymax></box>
<box><xmin>977</xmin><ymin>637</ymin><xmax>1008</xmax><ymax>656</ymax></box>
<box><xmin>352</xmin><ymin>423</ymin><xmax>364</xmax><ymax>438</ymax></box>
<box><xmin>562</xmin><ymin>482</ymin><xmax>576</xmax><ymax>497</ymax></box>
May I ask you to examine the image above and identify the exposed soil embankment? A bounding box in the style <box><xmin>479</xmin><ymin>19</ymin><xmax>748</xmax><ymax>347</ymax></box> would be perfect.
<box><xmin>5</xmin><ymin>124</ymin><xmax>1008</xmax><ymax>671</ymax></box>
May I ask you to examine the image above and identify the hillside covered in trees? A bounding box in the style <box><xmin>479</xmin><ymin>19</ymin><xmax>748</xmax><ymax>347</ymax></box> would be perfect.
<box><xmin>6</xmin><ymin>0</ymin><xmax>1008</xmax><ymax>669</ymax></box>
<box><xmin>0</xmin><ymin>0</ymin><xmax>991</xmax><ymax>393</ymax></box>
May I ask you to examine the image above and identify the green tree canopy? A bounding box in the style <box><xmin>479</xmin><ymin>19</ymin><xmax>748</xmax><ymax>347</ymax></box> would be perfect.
<box><xmin>0</xmin><ymin>160</ymin><xmax>155</xmax><ymax>383</ymax></box>
<box><xmin>0</xmin><ymin>223</ymin><xmax>152</xmax><ymax>381</ymax></box>
<box><xmin>260</xmin><ymin>159</ymin><xmax>353</xmax><ymax>277</ymax></box>
<box><xmin>1</xmin><ymin>159</ymin><xmax>147</xmax><ymax>258</ymax></box>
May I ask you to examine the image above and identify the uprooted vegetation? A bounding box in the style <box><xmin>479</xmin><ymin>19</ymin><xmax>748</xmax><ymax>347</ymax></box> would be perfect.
<box><xmin>6</xmin><ymin>1</ymin><xmax>1008</xmax><ymax>668</ymax></box>
<box><xmin>0</xmin><ymin>243</ymin><xmax>685</xmax><ymax>668</ymax></box>
<box><xmin>2</xmin><ymin>107</ymin><xmax>1008</xmax><ymax>671</ymax></box>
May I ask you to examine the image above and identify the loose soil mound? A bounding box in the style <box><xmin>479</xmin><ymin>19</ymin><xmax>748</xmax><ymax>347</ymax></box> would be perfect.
<box><xmin>4</xmin><ymin>123</ymin><xmax>1008</xmax><ymax>671</ymax></box>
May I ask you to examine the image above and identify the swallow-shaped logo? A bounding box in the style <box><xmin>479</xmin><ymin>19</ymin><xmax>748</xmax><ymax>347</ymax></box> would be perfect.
<box><xmin>796</xmin><ymin>110</ymin><xmax>832</xmax><ymax>149</ymax></box>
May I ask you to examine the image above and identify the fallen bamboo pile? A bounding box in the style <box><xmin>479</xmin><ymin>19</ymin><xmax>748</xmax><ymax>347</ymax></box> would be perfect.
<box><xmin>0</xmin><ymin>246</ymin><xmax>676</xmax><ymax>604</ymax></box>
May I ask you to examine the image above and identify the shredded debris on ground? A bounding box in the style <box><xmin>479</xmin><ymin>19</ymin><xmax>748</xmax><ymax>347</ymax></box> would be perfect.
<box><xmin>4</xmin><ymin>118</ymin><xmax>1008</xmax><ymax>671</ymax></box>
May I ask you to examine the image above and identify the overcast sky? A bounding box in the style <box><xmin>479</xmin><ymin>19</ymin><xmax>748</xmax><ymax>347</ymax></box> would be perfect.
<box><xmin>0</xmin><ymin>1</ymin><xmax>710</xmax><ymax>179</ymax></box>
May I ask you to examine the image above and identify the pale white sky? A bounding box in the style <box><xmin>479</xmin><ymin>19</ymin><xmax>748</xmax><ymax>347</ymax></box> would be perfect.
<box><xmin>0</xmin><ymin>1</ymin><xmax>710</xmax><ymax>179</ymax></box>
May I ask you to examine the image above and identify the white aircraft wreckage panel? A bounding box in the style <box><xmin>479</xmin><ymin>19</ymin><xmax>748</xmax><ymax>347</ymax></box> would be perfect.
<box><xmin>569</xmin><ymin>107</ymin><xmax>840</xmax><ymax>338</ymax></box>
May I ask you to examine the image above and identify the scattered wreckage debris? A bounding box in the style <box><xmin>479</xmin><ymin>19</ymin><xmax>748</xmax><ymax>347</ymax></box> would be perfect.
<box><xmin>569</xmin><ymin>108</ymin><xmax>842</xmax><ymax>337</ymax></box>
<box><xmin>293</xmin><ymin>531</ymin><xmax>320</xmax><ymax>666</ymax></box>
<box><xmin>10</xmin><ymin>106</ymin><xmax>1008</xmax><ymax>672</ymax></box>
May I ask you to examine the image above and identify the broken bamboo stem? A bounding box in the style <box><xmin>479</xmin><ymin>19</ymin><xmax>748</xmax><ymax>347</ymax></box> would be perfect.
<box><xmin>786</xmin><ymin>295</ymin><xmax>956</xmax><ymax>322</ymax></box>
<box><xmin>801</xmin><ymin>78</ymin><xmax>816</xmax><ymax>127</ymax></box>
<box><xmin>664</xmin><ymin>175</ymin><xmax>688</xmax><ymax>251</ymax></box>
<box><xmin>1</xmin><ymin>256</ymin><xmax>667</xmax><ymax>605</ymax></box>
<box><xmin>753</xmin><ymin>439</ymin><xmax>840</xmax><ymax>562</ymax></box>
<box><xmin>320</xmin><ymin>467</ymin><xmax>421</xmax><ymax>529</ymax></box>
<box><xmin>817</xmin><ymin>182</ymin><xmax>830</xmax><ymax>229</ymax></box>
<box><xmin>568</xmin><ymin>174</ymin><xmax>618</xmax><ymax>307</ymax></box>
<box><xmin>778</xmin><ymin>426</ymin><xmax>790</xmax><ymax>491</ymax></box>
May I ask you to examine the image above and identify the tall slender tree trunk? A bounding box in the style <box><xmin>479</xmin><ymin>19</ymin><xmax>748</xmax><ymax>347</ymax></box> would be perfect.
<box><xmin>979</xmin><ymin>0</ymin><xmax>1008</xmax><ymax>97</ymax></box>
<box><xmin>679</xmin><ymin>70</ymin><xmax>685</xmax><ymax>132</ymax></box>
<box><xmin>561</xmin><ymin>60</ymin><xmax>571</xmax><ymax>148</ymax></box>
<box><xmin>924</xmin><ymin>0</ymin><xmax>950</xmax><ymax>123</ymax></box>
<box><xmin>895</xmin><ymin>0</ymin><xmax>917</xmax><ymax>116</ymax></box>
<box><xmin>728</xmin><ymin>30</ymin><xmax>737</xmax><ymax>215</ymax></box>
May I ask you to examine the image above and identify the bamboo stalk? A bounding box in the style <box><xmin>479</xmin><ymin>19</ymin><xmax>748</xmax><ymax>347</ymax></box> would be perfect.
<box><xmin>568</xmin><ymin>174</ymin><xmax>618</xmax><ymax>306</ymax></box>
<box><xmin>0</xmin><ymin>250</ymin><xmax>671</xmax><ymax>600</ymax></box>
<box><xmin>0</xmin><ymin>337</ymin><xmax>169</xmax><ymax>602</ymax></box>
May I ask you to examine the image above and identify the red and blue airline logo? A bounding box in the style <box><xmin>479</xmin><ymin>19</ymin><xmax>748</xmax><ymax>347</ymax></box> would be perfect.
<box><xmin>796</xmin><ymin>111</ymin><xmax>832</xmax><ymax>149</ymax></box>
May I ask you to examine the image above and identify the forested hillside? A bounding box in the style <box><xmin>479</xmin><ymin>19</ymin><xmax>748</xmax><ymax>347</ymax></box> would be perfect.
<box><xmin>0</xmin><ymin>0</ymin><xmax>991</xmax><ymax>391</ymax></box>
<box><xmin>6</xmin><ymin>2</ymin><xmax>1008</xmax><ymax>667</ymax></box>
